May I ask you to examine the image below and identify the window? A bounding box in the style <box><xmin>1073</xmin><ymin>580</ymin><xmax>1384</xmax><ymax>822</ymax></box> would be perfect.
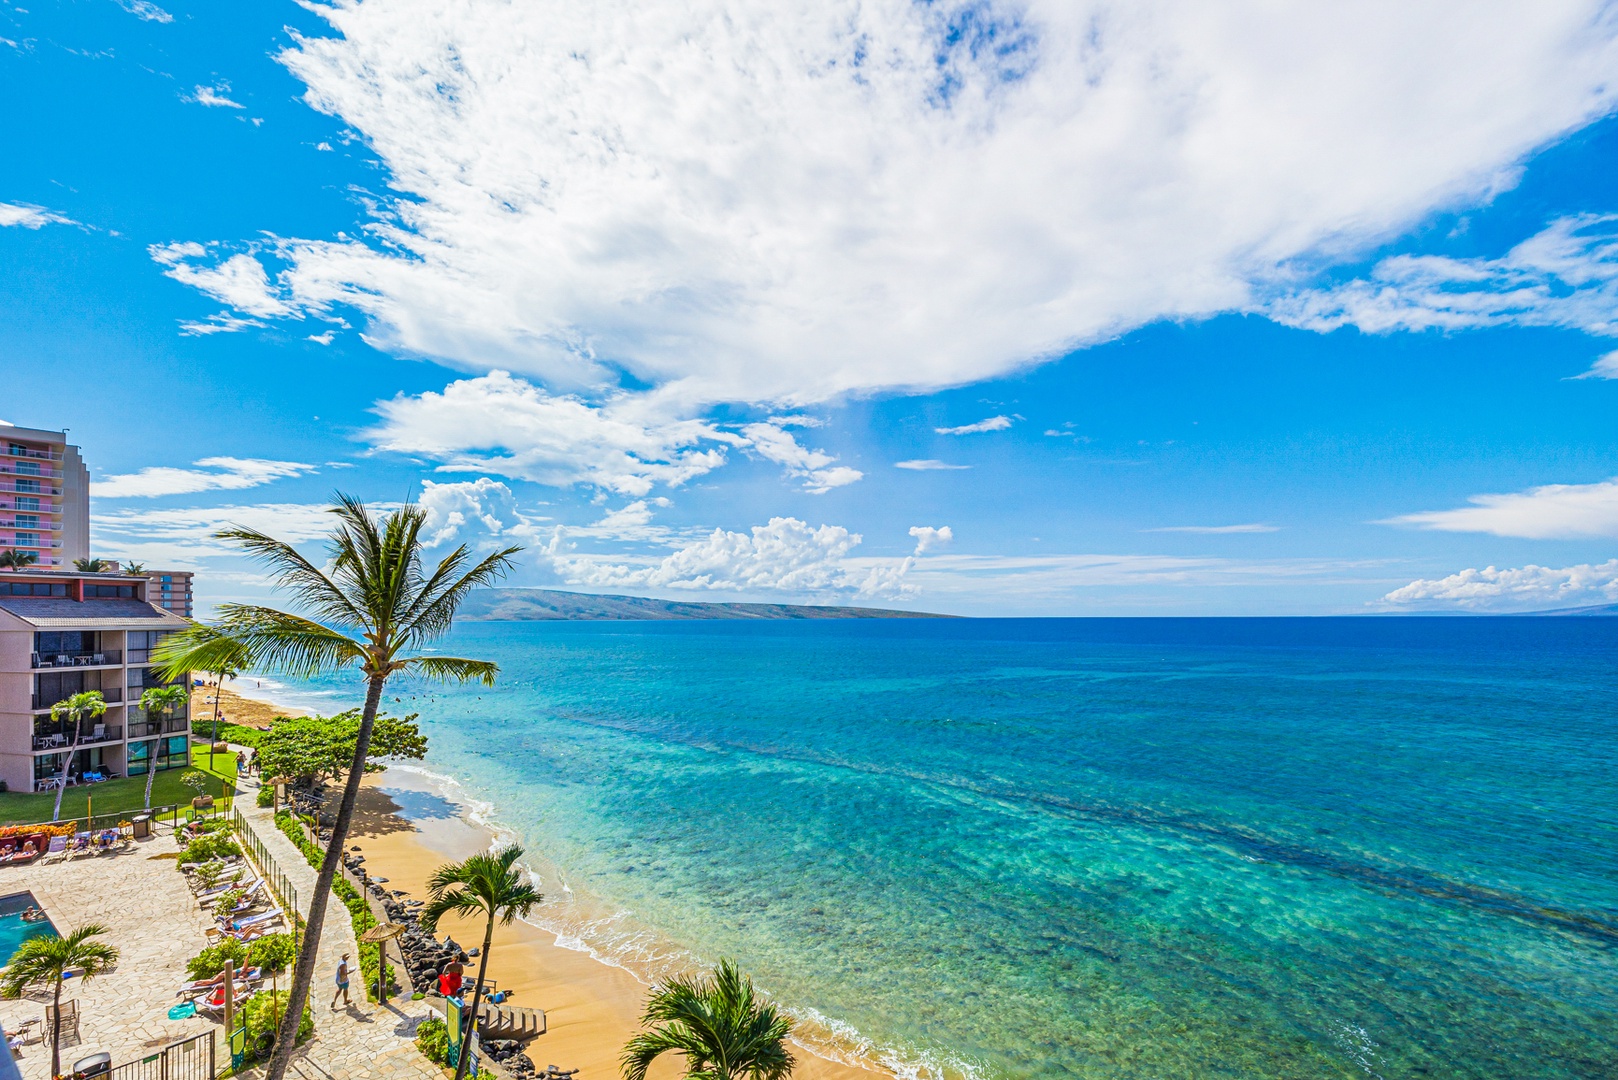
<box><xmin>14</xmin><ymin>515</ymin><xmax>39</xmax><ymax>527</ymax></box>
<box><xmin>7</xmin><ymin>444</ymin><xmax>24</xmax><ymax>456</ymax></box>
<box><xmin>14</xmin><ymin>479</ymin><xmax>40</xmax><ymax>493</ymax></box>
<box><xmin>15</xmin><ymin>532</ymin><xmax>38</xmax><ymax>546</ymax></box>
<box><xmin>84</xmin><ymin>584</ymin><xmax>135</xmax><ymax>598</ymax></box>
<box><xmin>14</xmin><ymin>497</ymin><xmax>39</xmax><ymax>510</ymax></box>
<box><xmin>15</xmin><ymin>462</ymin><xmax>40</xmax><ymax>476</ymax></box>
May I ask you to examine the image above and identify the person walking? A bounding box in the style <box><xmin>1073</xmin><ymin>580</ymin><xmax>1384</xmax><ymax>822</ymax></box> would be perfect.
<box><xmin>331</xmin><ymin>953</ymin><xmax>351</xmax><ymax>1009</ymax></box>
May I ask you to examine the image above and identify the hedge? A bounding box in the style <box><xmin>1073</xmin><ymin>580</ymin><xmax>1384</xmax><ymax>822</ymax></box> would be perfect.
<box><xmin>272</xmin><ymin>810</ymin><xmax>396</xmax><ymax>1001</ymax></box>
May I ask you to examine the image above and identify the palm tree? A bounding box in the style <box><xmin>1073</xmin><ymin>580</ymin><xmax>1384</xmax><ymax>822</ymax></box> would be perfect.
<box><xmin>189</xmin><ymin>631</ymin><xmax>251</xmax><ymax>771</ymax></box>
<box><xmin>623</xmin><ymin>961</ymin><xmax>795</xmax><ymax>1080</ymax></box>
<box><xmin>420</xmin><ymin>846</ymin><xmax>543</xmax><ymax>1080</ymax></box>
<box><xmin>138</xmin><ymin>683</ymin><xmax>190</xmax><ymax>807</ymax></box>
<box><xmin>0</xmin><ymin>924</ymin><xmax>120</xmax><ymax>1079</ymax></box>
<box><xmin>0</xmin><ymin>549</ymin><xmax>38</xmax><ymax>571</ymax></box>
<box><xmin>49</xmin><ymin>690</ymin><xmax>106</xmax><ymax>821</ymax></box>
<box><xmin>153</xmin><ymin>494</ymin><xmax>519</xmax><ymax>1080</ymax></box>
<box><xmin>72</xmin><ymin>557</ymin><xmax>110</xmax><ymax>572</ymax></box>
<box><xmin>123</xmin><ymin>560</ymin><xmax>147</xmax><ymax>575</ymax></box>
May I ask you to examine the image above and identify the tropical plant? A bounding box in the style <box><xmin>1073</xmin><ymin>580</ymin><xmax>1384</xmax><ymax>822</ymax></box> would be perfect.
<box><xmin>622</xmin><ymin>961</ymin><xmax>795</xmax><ymax>1080</ymax></box>
<box><xmin>420</xmin><ymin>845</ymin><xmax>543</xmax><ymax>1080</ymax></box>
<box><xmin>72</xmin><ymin>557</ymin><xmax>110</xmax><ymax>572</ymax></box>
<box><xmin>179</xmin><ymin>629</ymin><xmax>252</xmax><ymax>771</ymax></box>
<box><xmin>139</xmin><ymin>683</ymin><xmax>189</xmax><ymax>807</ymax></box>
<box><xmin>0</xmin><ymin>549</ymin><xmax>37</xmax><ymax>571</ymax></box>
<box><xmin>122</xmin><ymin>560</ymin><xmax>147</xmax><ymax>575</ymax></box>
<box><xmin>48</xmin><ymin>690</ymin><xmax>106</xmax><ymax>820</ymax></box>
<box><xmin>415</xmin><ymin>1015</ymin><xmax>449</xmax><ymax>1064</ymax></box>
<box><xmin>246</xmin><ymin>933</ymin><xmax>298</xmax><ymax>974</ymax></box>
<box><xmin>187</xmin><ymin>938</ymin><xmax>249</xmax><ymax>981</ymax></box>
<box><xmin>255</xmin><ymin>710</ymin><xmax>428</xmax><ymax>789</ymax></box>
<box><xmin>152</xmin><ymin>494</ymin><xmax>519</xmax><ymax>1080</ymax></box>
<box><xmin>240</xmin><ymin>989</ymin><xmax>313</xmax><ymax>1063</ymax></box>
<box><xmin>0</xmin><ymin>924</ymin><xmax>120</xmax><ymax>1079</ymax></box>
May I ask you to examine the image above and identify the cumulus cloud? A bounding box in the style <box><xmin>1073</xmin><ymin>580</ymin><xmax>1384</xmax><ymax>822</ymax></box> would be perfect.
<box><xmin>417</xmin><ymin>477</ymin><xmax>523</xmax><ymax>546</ymax></box>
<box><xmin>739</xmin><ymin>419</ymin><xmax>862</xmax><ymax>493</ymax></box>
<box><xmin>936</xmin><ymin>416</ymin><xmax>1013</xmax><ymax>436</ymax></box>
<box><xmin>190</xmin><ymin>84</ymin><xmax>245</xmax><ymax>109</ymax></box>
<box><xmin>92</xmin><ymin>503</ymin><xmax>344</xmax><ymax>560</ymax></box>
<box><xmin>91</xmin><ymin>457</ymin><xmax>318</xmax><ymax>498</ymax></box>
<box><xmin>1271</xmin><ymin>214</ymin><xmax>1618</xmax><ymax>336</ymax></box>
<box><xmin>1382</xmin><ymin>477</ymin><xmax>1618</xmax><ymax>538</ymax></box>
<box><xmin>909</xmin><ymin>525</ymin><xmax>954</xmax><ymax>554</ymax></box>
<box><xmin>151</xmin><ymin>243</ymin><xmax>296</xmax><ymax>320</ymax></box>
<box><xmin>367</xmin><ymin>371</ymin><xmax>738</xmax><ymax>497</ymax></box>
<box><xmin>544</xmin><ymin>516</ymin><xmax>914</xmax><ymax>598</ymax></box>
<box><xmin>154</xmin><ymin>1</ymin><xmax>1618</xmax><ymax>411</ymax></box>
<box><xmin>0</xmin><ymin>202</ymin><xmax>74</xmax><ymax>229</ymax></box>
<box><xmin>1381</xmin><ymin>560</ymin><xmax>1618</xmax><ymax>610</ymax></box>
<box><xmin>1145</xmin><ymin>523</ymin><xmax>1280</xmax><ymax>534</ymax></box>
<box><xmin>895</xmin><ymin>460</ymin><xmax>970</xmax><ymax>471</ymax></box>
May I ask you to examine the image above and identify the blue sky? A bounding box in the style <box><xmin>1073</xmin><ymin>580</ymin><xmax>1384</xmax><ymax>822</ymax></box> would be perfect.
<box><xmin>5</xmin><ymin>0</ymin><xmax>1618</xmax><ymax>616</ymax></box>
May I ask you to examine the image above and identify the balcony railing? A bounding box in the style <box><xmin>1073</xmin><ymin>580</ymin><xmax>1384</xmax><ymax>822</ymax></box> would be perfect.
<box><xmin>7</xmin><ymin>447</ymin><xmax>64</xmax><ymax>461</ymax></box>
<box><xmin>0</xmin><ymin>483</ymin><xmax>62</xmax><ymax>496</ymax></box>
<box><xmin>128</xmin><ymin>717</ymin><xmax>190</xmax><ymax>738</ymax></box>
<box><xmin>32</xmin><ymin>650</ymin><xmax>121</xmax><ymax>669</ymax></box>
<box><xmin>4</xmin><ymin>537</ymin><xmax>62</xmax><ymax>549</ymax></box>
<box><xmin>32</xmin><ymin>687</ymin><xmax>122</xmax><ymax>709</ymax></box>
<box><xmin>0</xmin><ymin>518</ymin><xmax>61</xmax><ymax>530</ymax></box>
<box><xmin>32</xmin><ymin>725</ymin><xmax>123</xmax><ymax>751</ymax></box>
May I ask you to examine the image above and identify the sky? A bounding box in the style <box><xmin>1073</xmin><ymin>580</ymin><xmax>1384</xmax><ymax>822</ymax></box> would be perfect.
<box><xmin>4</xmin><ymin>0</ymin><xmax>1618</xmax><ymax>617</ymax></box>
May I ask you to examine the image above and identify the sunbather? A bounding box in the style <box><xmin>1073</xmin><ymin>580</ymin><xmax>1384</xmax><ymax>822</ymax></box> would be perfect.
<box><xmin>177</xmin><ymin>967</ymin><xmax>263</xmax><ymax>997</ymax></box>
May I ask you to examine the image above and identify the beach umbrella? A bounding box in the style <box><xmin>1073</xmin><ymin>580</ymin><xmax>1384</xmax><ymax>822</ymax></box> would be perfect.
<box><xmin>361</xmin><ymin>923</ymin><xmax>407</xmax><ymax>1005</ymax></box>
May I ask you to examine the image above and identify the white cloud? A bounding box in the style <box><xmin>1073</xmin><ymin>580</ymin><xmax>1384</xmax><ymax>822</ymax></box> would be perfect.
<box><xmin>909</xmin><ymin>525</ymin><xmax>953</xmax><ymax>554</ymax></box>
<box><xmin>308</xmin><ymin>330</ymin><xmax>337</xmax><ymax>345</ymax></box>
<box><xmin>367</xmin><ymin>371</ymin><xmax>738</xmax><ymax>497</ymax></box>
<box><xmin>112</xmin><ymin>0</ymin><xmax>173</xmax><ymax>22</ymax></box>
<box><xmin>935</xmin><ymin>416</ymin><xmax>1013</xmax><ymax>436</ymax></box>
<box><xmin>92</xmin><ymin>503</ymin><xmax>345</xmax><ymax>560</ymax></box>
<box><xmin>544</xmin><ymin>516</ymin><xmax>914</xmax><ymax>598</ymax></box>
<box><xmin>1271</xmin><ymin>215</ymin><xmax>1618</xmax><ymax>336</ymax></box>
<box><xmin>739</xmin><ymin>419</ymin><xmax>862</xmax><ymax>493</ymax></box>
<box><xmin>190</xmin><ymin>84</ymin><xmax>245</xmax><ymax>109</ymax></box>
<box><xmin>1144</xmin><ymin>523</ymin><xmax>1280</xmax><ymax>534</ymax></box>
<box><xmin>179</xmin><ymin>312</ymin><xmax>265</xmax><ymax>336</ymax></box>
<box><xmin>1381</xmin><ymin>560</ymin><xmax>1618</xmax><ymax>611</ymax></box>
<box><xmin>417</xmin><ymin>478</ymin><xmax>523</xmax><ymax>546</ymax></box>
<box><xmin>0</xmin><ymin>202</ymin><xmax>73</xmax><ymax>229</ymax></box>
<box><xmin>1571</xmin><ymin>348</ymin><xmax>1618</xmax><ymax>379</ymax></box>
<box><xmin>92</xmin><ymin>457</ymin><xmax>318</xmax><ymax>498</ymax></box>
<box><xmin>151</xmin><ymin>243</ymin><xmax>296</xmax><ymax>320</ymax></box>
<box><xmin>895</xmin><ymin>460</ymin><xmax>971</xmax><ymax>471</ymax></box>
<box><xmin>155</xmin><ymin>1</ymin><xmax>1618</xmax><ymax>409</ymax></box>
<box><xmin>1382</xmin><ymin>477</ymin><xmax>1618</xmax><ymax>538</ymax></box>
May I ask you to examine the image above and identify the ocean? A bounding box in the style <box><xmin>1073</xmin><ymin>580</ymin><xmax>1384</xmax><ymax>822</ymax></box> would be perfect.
<box><xmin>255</xmin><ymin>618</ymin><xmax>1618</xmax><ymax>1079</ymax></box>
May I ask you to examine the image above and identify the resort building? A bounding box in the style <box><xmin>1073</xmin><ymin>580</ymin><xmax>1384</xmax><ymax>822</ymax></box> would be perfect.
<box><xmin>0</xmin><ymin>425</ymin><xmax>89</xmax><ymax>571</ymax></box>
<box><xmin>0</xmin><ymin>568</ymin><xmax>191</xmax><ymax>794</ymax></box>
<box><xmin>144</xmin><ymin>570</ymin><xmax>195</xmax><ymax>617</ymax></box>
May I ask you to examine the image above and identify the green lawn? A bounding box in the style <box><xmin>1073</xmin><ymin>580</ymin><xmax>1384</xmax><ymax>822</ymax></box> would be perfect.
<box><xmin>0</xmin><ymin>745</ymin><xmax>240</xmax><ymax>826</ymax></box>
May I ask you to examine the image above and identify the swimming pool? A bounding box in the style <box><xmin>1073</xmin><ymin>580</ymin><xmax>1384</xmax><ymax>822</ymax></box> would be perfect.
<box><xmin>0</xmin><ymin>892</ymin><xmax>57</xmax><ymax>964</ymax></box>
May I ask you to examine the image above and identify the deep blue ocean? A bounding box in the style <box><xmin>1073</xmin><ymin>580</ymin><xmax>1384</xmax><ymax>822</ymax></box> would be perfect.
<box><xmin>268</xmin><ymin>618</ymin><xmax>1618</xmax><ymax>1079</ymax></box>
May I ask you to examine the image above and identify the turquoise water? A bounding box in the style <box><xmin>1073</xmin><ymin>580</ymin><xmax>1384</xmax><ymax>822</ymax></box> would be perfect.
<box><xmin>0</xmin><ymin>891</ymin><xmax>56</xmax><ymax>963</ymax></box>
<box><xmin>275</xmin><ymin>619</ymin><xmax>1618</xmax><ymax>1079</ymax></box>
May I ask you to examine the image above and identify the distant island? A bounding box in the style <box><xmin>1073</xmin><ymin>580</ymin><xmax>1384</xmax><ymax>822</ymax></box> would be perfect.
<box><xmin>457</xmin><ymin>588</ymin><xmax>955</xmax><ymax>621</ymax></box>
<box><xmin>1525</xmin><ymin>602</ymin><xmax>1618</xmax><ymax>616</ymax></box>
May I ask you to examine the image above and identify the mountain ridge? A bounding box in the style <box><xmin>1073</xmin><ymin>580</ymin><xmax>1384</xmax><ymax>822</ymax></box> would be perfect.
<box><xmin>457</xmin><ymin>587</ymin><xmax>955</xmax><ymax>621</ymax></box>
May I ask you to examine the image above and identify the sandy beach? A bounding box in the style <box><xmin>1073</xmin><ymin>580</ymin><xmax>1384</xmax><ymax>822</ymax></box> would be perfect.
<box><xmin>191</xmin><ymin>680</ymin><xmax>312</xmax><ymax>727</ymax></box>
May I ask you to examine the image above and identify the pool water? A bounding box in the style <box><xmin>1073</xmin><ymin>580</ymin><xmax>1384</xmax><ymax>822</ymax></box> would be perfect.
<box><xmin>0</xmin><ymin>892</ymin><xmax>57</xmax><ymax>963</ymax></box>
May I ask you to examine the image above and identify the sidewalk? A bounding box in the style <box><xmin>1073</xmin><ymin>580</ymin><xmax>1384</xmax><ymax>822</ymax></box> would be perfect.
<box><xmin>233</xmin><ymin>771</ymin><xmax>441</xmax><ymax>1080</ymax></box>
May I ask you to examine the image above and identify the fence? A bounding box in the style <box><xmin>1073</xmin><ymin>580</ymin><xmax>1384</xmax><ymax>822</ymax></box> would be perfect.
<box><xmin>233</xmin><ymin>806</ymin><xmax>302</xmax><ymax>962</ymax></box>
<box><xmin>107</xmin><ymin>1030</ymin><xmax>216</xmax><ymax>1080</ymax></box>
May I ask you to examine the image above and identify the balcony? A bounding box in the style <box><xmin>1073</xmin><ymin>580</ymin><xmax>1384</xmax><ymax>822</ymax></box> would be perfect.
<box><xmin>0</xmin><ymin>482</ymin><xmax>62</xmax><ymax>497</ymax></box>
<box><xmin>128</xmin><ymin>717</ymin><xmax>190</xmax><ymax>738</ymax></box>
<box><xmin>0</xmin><ymin>461</ymin><xmax>63</xmax><ymax>478</ymax></box>
<box><xmin>32</xmin><ymin>650</ymin><xmax>121</xmax><ymax>669</ymax></box>
<box><xmin>32</xmin><ymin>724</ymin><xmax>122</xmax><ymax>751</ymax></box>
<box><xmin>33</xmin><ymin>687</ymin><xmax>122</xmax><ymax>709</ymax></box>
<box><xmin>4</xmin><ymin>537</ymin><xmax>62</xmax><ymax>550</ymax></box>
<box><xmin>0</xmin><ymin>518</ymin><xmax>61</xmax><ymax>530</ymax></box>
<box><xmin>6</xmin><ymin>447</ymin><xmax>64</xmax><ymax>461</ymax></box>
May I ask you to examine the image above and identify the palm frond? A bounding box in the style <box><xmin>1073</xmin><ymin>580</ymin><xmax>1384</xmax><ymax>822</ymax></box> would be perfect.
<box><xmin>151</xmin><ymin>624</ymin><xmax>252</xmax><ymax>684</ymax></box>
<box><xmin>217</xmin><ymin>523</ymin><xmax>367</xmax><ymax>629</ymax></box>
<box><xmin>209</xmin><ymin>605</ymin><xmax>367</xmax><ymax>679</ymax></box>
<box><xmin>417</xmin><ymin>890</ymin><xmax>486</xmax><ymax>935</ymax></box>
<box><xmin>625</xmin><ymin>961</ymin><xmax>793</xmax><ymax>1080</ymax></box>
<box><xmin>401</xmin><ymin>656</ymin><xmax>501</xmax><ymax>686</ymax></box>
<box><xmin>420</xmin><ymin>845</ymin><xmax>542</xmax><ymax>933</ymax></box>
<box><xmin>398</xmin><ymin>545</ymin><xmax>520</xmax><ymax>646</ymax></box>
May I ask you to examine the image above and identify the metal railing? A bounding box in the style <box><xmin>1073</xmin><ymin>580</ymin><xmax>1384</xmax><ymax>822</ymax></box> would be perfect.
<box><xmin>107</xmin><ymin>1030</ymin><xmax>216</xmax><ymax>1080</ymax></box>
<box><xmin>233</xmin><ymin>806</ymin><xmax>303</xmax><ymax>959</ymax></box>
<box><xmin>32</xmin><ymin>650</ymin><xmax>122</xmax><ymax>668</ymax></box>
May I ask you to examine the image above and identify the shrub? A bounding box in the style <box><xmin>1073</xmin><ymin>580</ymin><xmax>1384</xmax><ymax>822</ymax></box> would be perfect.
<box><xmin>239</xmin><ymin>989</ymin><xmax>312</xmax><ymax>1062</ymax></box>
<box><xmin>181</xmin><ymin>833</ymin><xmax>241</xmax><ymax>865</ymax></box>
<box><xmin>256</xmin><ymin>785</ymin><xmax>275</xmax><ymax>807</ymax></box>
<box><xmin>244</xmin><ymin>933</ymin><xmax>296</xmax><ymax>974</ymax></box>
<box><xmin>215</xmin><ymin>887</ymin><xmax>246</xmax><ymax>915</ymax></box>
<box><xmin>192</xmin><ymin>860</ymin><xmax>226</xmax><ymax>890</ymax></box>
<box><xmin>187</xmin><ymin>939</ymin><xmax>248</xmax><ymax>981</ymax></box>
<box><xmin>414</xmin><ymin>1016</ymin><xmax>448</xmax><ymax>1065</ymax></box>
<box><xmin>272</xmin><ymin>810</ymin><xmax>395</xmax><ymax>999</ymax></box>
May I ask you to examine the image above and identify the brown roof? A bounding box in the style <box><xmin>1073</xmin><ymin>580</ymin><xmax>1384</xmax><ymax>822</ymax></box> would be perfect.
<box><xmin>0</xmin><ymin>596</ymin><xmax>191</xmax><ymax>629</ymax></box>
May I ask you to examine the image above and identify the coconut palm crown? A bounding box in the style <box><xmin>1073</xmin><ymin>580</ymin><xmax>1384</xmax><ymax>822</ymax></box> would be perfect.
<box><xmin>420</xmin><ymin>845</ymin><xmax>544</xmax><ymax>1080</ymax></box>
<box><xmin>0</xmin><ymin>923</ymin><xmax>120</xmax><ymax>1079</ymax></box>
<box><xmin>48</xmin><ymin>690</ymin><xmax>106</xmax><ymax>821</ymax></box>
<box><xmin>152</xmin><ymin>494</ymin><xmax>520</xmax><ymax>1080</ymax></box>
<box><xmin>622</xmin><ymin>960</ymin><xmax>795</xmax><ymax>1080</ymax></box>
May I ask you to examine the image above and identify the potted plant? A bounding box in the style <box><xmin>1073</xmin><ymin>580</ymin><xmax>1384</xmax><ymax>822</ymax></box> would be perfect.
<box><xmin>181</xmin><ymin>770</ymin><xmax>213</xmax><ymax>810</ymax></box>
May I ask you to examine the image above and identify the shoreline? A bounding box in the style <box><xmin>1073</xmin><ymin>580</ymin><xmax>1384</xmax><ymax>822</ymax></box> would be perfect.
<box><xmin>349</xmin><ymin>767</ymin><xmax>884</xmax><ymax>1080</ymax></box>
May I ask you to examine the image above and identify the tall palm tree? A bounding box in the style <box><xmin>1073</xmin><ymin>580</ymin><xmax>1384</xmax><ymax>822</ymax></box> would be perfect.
<box><xmin>138</xmin><ymin>683</ymin><xmax>190</xmax><ymax>807</ymax></box>
<box><xmin>193</xmin><ymin>633</ymin><xmax>251</xmax><ymax>771</ymax></box>
<box><xmin>623</xmin><ymin>961</ymin><xmax>795</xmax><ymax>1080</ymax></box>
<box><xmin>49</xmin><ymin>690</ymin><xmax>106</xmax><ymax>821</ymax></box>
<box><xmin>72</xmin><ymin>557</ymin><xmax>110</xmax><ymax>572</ymax></box>
<box><xmin>0</xmin><ymin>923</ymin><xmax>120</xmax><ymax>1079</ymax></box>
<box><xmin>153</xmin><ymin>494</ymin><xmax>519</xmax><ymax>1080</ymax></box>
<box><xmin>0</xmin><ymin>549</ymin><xmax>38</xmax><ymax>571</ymax></box>
<box><xmin>420</xmin><ymin>845</ymin><xmax>543</xmax><ymax>1080</ymax></box>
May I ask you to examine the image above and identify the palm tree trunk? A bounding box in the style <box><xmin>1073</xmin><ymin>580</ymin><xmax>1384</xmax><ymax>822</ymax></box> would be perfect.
<box><xmin>50</xmin><ymin>974</ymin><xmax>62</xmax><ymax>1080</ymax></box>
<box><xmin>455</xmin><ymin>913</ymin><xmax>497</xmax><ymax>1080</ymax></box>
<box><xmin>51</xmin><ymin>712</ymin><xmax>82</xmax><ymax>822</ymax></box>
<box><xmin>264</xmin><ymin>674</ymin><xmax>386</xmax><ymax>1080</ymax></box>
<box><xmin>142</xmin><ymin>725</ymin><xmax>157</xmax><ymax>808</ymax></box>
<box><xmin>210</xmin><ymin>670</ymin><xmax>224</xmax><ymax>770</ymax></box>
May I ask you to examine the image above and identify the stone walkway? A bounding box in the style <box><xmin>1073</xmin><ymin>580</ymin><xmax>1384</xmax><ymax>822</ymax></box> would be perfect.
<box><xmin>233</xmin><ymin>777</ymin><xmax>442</xmax><ymax>1080</ymax></box>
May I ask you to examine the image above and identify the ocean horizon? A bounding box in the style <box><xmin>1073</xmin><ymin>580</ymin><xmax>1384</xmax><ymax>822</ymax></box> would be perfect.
<box><xmin>241</xmin><ymin>617</ymin><xmax>1618</xmax><ymax>1079</ymax></box>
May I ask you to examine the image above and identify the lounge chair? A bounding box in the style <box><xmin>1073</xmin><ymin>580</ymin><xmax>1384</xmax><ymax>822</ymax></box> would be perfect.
<box><xmin>193</xmin><ymin>986</ymin><xmax>253</xmax><ymax>1020</ymax></box>
<box><xmin>177</xmin><ymin>968</ymin><xmax>263</xmax><ymax>998</ymax></box>
<box><xmin>217</xmin><ymin>907</ymin><xmax>284</xmax><ymax>933</ymax></box>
